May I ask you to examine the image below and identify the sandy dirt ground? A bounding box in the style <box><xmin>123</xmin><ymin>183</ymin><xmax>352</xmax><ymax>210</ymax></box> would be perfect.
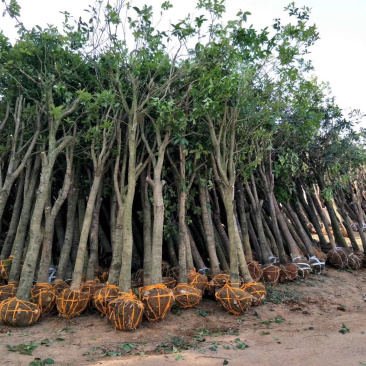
<box><xmin>0</xmin><ymin>266</ymin><xmax>365</xmax><ymax>366</ymax></box>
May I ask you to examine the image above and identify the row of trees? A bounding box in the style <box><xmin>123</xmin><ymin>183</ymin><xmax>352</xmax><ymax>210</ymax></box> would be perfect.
<box><xmin>0</xmin><ymin>0</ymin><xmax>365</xmax><ymax>314</ymax></box>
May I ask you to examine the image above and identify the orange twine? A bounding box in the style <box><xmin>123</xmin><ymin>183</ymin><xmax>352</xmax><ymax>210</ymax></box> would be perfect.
<box><xmin>216</xmin><ymin>284</ymin><xmax>252</xmax><ymax>315</ymax></box>
<box><xmin>109</xmin><ymin>297</ymin><xmax>144</xmax><ymax>331</ymax></box>
<box><xmin>139</xmin><ymin>284</ymin><xmax>174</xmax><ymax>322</ymax></box>
<box><xmin>0</xmin><ymin>297</ymin><xmax>40</xmax><ymax>326</ymax></box>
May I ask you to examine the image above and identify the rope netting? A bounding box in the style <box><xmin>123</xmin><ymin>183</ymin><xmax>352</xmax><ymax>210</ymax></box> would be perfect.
<box><xmin>162</xmin><ymin>276</ymin><xmax>176</xmax><ymax>289</ymax></box>
<box><xmin>326</xmin><ymin>247</ymin><xmax>349</xmax><ymax>269</ymax></box>
<box><xmin>278</xmin><ymin>264</ymin><xmax>298</xmax><ymax>282</ymax></box>
<box><xmin>187</xmin><ymin>268</ymin><xmax>208</xmax><ymax>292</ymax></box>
<box><xmin>109</xmin><ymin>297</ymin><xmax>144</xmax><ymax>331</ymax></box>
<box><xmin>56</xmin><ymin>289</ymin><xmax>89</xmax><ymax>319</ymax></box>
<box><xmin>0</xmin><ymin>297</ymin><xmax>40</xmax><ymax>326</ymax></box>
<box><xmin>173</xmin><ymin>283</ymin><xmax>202</xmax><ymax>308</ymax></box>
<box><xmin>216</xmin><ymin>284</ymin><xmax>252</xmax><ymax>315</ymax></box>
<box><xmin>262</xmin><ymin>264</ymin><xmax>280</xmax><ymax>286</ymax></box>
<box><xmin>93</xmin><ymin>283</ymin><xmax>119</xmax><ymax>315</ymax></box>
<box><xmin>139</xmin><ymin>284</ymin><xmax>174</xmax><ymax>322</ymax></box>
<box><xmin>241</xmin><ymin>282</ymin><xmax>267</xmax><ymax>306</ymax></box>
<box><xmin>51</xmin><ymin>279</ymin><xmax>70</xmax><ymax>296</ymax></box>
<box><xmin>30</xmin><ymin>283</ymin><xmax>56</xmax><ymax>316</ymax></box>
<box><xmin>0</xmin><ymin>281</ymin><xmax>18</xmax><ymax>302</ymax></box>
<box><xmin>247</xmin><ymin>261</ymin><xmax>263</xmax><ymax>282</ymax></box>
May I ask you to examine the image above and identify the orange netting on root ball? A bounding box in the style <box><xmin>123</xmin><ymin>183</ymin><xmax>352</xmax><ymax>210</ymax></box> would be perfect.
<box><xmin>93</xmin><ymin>283</ymin><xmax>119</xmax><ymax>315</ymax></box>
<box><xmin>0</xmin><ymin>297</ymin><xmax>40</xmax><ymax>326</ymax></box>
<box><xmin>187</xmin><ymin>269</ymin><xmax>208</xmax><ymax>293</ymax></box>
<box><xmin>215</xmin><ymin>284</ymin><xmax>252</xmax><ymax>315</ymax></box>
<box><xmin>80</xmin><ymin>280</ymin><xmax>104</xmax><ymax>306</ymax></box>
<box><xmin>207</xmin><ymin>273</ymin><xmax>230</xmax><ymax>295</ymax></box>
<box><xmin>241</xmin><ymin>282</ymin><xmax>267</xmax><ymax>306</ymax></box>
<box><xmin>0</xmin><ymin>281</ymin><xmax>18</xmax><ymax>302</ymax></box>
<box><xmin>56</xmin><ymin>289</ymin><xmax>89</xmax><ymax>319</ymax></box>
<box><xmin>262</xmin><ymin>265</ymin><xmax>280</xmax><ymax>286</ymax></box>
<box><xmin>108</xmin><ymin>291</ymin><xmax>136</xmax><ymax>315</ymax></box>
<box><xmin>162</xmin><ymin>277</ymin><xmax>176</xmax><ymax>289</ymax></box>
<box><xmin>139</xmin><ymin>284</ymin><xmax>174</xmax><ymax>322</ymax></box>
<box><xmin>30</xmin><ymin>283</ymin><xmax>56</xmax><ymax>316</ymax></box>
<box><xmin>51</xmin><ymin>279</ymin><xmax>70</xmax><ymax>296</ymax></box>
<box><xmin>109</xmin><ymin>296</ymin><xmax>144</xmax><ymax>331</ymax></box>
<box><xmin>278</xmin><ymin>264</ymin><xmax>298</xmax><ymax>283</ymax></box>
<box><xmin>247</xmin><ymin>261</ymin><xmax>263</xmax><ymax>282</ymax></box>
<box><xmin>173</xmin><ymin>283</ymin><xmax>202</xmax><ymax>309</ymax></box>
<box><xmin>326</xmin><ymin>247</ymin><xmax>348</xmax><ymax>269</ymax></box>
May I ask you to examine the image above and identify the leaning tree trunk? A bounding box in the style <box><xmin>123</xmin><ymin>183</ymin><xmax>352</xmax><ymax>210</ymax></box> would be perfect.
<box><xmin>0</xmin><ymin>171</ymin><xmax>25</xmax><ymax>259</ymax></box>
<box><xmin>198</xmin><ymin>185</ymin><xmax>220</xmax><ymax>277</ymax></box>
<box><xmin>86</xmin><ymin>191</ymin><xmax>103</xmax><ymax>281</ymax></box>
<box><xmin>8</xmin><ymin>156</ymin><xmax>40</xmax><ymax>283</ymax></box>
<box><xmin>56</xmin><ymin>168</ymin><xmax>79</xmax><ymax>280</ymax></box>
<box><xmin>317</xmin><ymin>175</ymin><xmax>348</xmax><ymax>250</ymax></box>
<box><xmin>37</xmin><ymin>153</ymin><xmax>73</xmax><ymax>283</ymax></box>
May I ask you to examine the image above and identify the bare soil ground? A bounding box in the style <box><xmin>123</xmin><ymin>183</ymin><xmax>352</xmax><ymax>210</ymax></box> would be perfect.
<box><xmin>1</xmin><ymin>266</ymin><xmax>366</xmax><ymax>366</ymax></box>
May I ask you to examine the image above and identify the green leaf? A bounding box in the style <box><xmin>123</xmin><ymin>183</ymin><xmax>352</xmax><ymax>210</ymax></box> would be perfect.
<box><xmin>44</xmin><ymin>359</ymin><xmax>55</xmax><ymax>364</ymax></box>
<box><xmin>223</xmin><ymin>360</ymin><xmax>229</xmax><ymax>365</ymax></box>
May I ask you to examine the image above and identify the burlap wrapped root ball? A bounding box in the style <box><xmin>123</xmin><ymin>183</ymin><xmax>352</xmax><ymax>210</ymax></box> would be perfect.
<box><xmin>51</xmin><ymin>279</ymin><xmax>70</xmax><ymax>296</ymax></box>
<box><xmin>161</xmin><ymin>261</ymin><xmax>171</xmax><ymax>277</ymax></box>
<box><xmin>56</xmin><ymin>289</ymin><xmax>89</xmax><ymax>319</ymax></box>
<box><xmin>215</xmin><ymin>284</ymin><xmax>252</xmax><ymax>315</ymax></box>
<box><xmin>173</xmin><ymin>283</ymin><xmax>202</xmax><ymax>309</ymax></box>
<box><xmin>308</xmin><ymin>256</ymin><xmax>325</xmax><ymax>274</ymax></box>
<box><xmin>293</xmin><ymin>256</ymin><xmax>311</xmax><ymax>279</ymax></box>
<box><xmin>93</xmin><ymin>283</ymin><xmax>119</xmax><ymax>315</ymax></box>
<box><xmin>80</xmin><ymin>280</ymin><xmax>104</xmax><ymax>308</ymax></box>
<box><xmin>0</xmin><ymin>298</ymin><xmax>40</xmax><ymax>326</ymax></box>
<box><xmin>139</xmin><ymin>284</ymin><xmax>174</xmax><ymax>322</ymax></box>
<box><xmin>187</xmin><ymin>269</ymin><xmax>208</xmax><ymax>293</ymax></box>
<box><xmin>0</xmin><ymin>281</ymin><xmax>18</xmax><ymax>302</ymax></box>
<box><xmin>326</xmin><ymin>247</ymin><xmax>349</xmax><ymax>269</ymax></box>
<box><xmin>241</xmin><ymin>282</ymin><xmax>267</xmax><ymax>306</ymax></box>
<box><xmin>131</xmin><ymin>269</ymin><xmax>144</xmax><ymax>286</ymax></box>
<box><xmin>162</xmin><ymin>276</ymin><xmax>176</xmax><ymax>289</ymax></box>
<box><xmin>0</xmin><ymin>256</ymin><xmax>13</xmax><ymax>282</ymax></box>
<box><xmin>108</xmin><ymin>291</ymin><xmax>136</xmax><ymax>315</ymax></box>
<box><xmin>262</xmin><ymin>265</ymin><xmax>280</xmax><ymax>286</ymax></box>
<box><xmin>247</xmin><ymin>261</ymin><xmax>263</xmax><ymax>282</ymax></box>
<box><xmin>278</xmin><ymin>264</ymin><xmax>298</xmax><ymax>283</ymax></box>
<box><xmin>167</xmin><ymin>267</ymin><xmax>179</xmax><ymax>281</ymax></box>
<box><xmin>207</xmin><ymin>273</ymin><xmax>230</xmax><ymax>296</ymax></box>
<box><xmin>109</xmin><ymin>296</ymin><xmax>144</xmax><ymax>331</ymax></box>
<box><xmin>347</xmin><ymin>253</ymin><xmax>363</xmax><ymax>270</ymax></box>
<box><xmin>30</xmin><ymin>283</ymin><xmax>56</xmax><ymax>316</ymax></box>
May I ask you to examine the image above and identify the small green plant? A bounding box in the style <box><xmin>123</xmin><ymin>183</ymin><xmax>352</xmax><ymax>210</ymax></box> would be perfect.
<box><xmin>29</xmin><ymin>358</ymin><xmax>54</xmax><ymax>366</ymax></box>
<box><xmin>233</xmin><ymin>338</ymin><xmax>248</xmax><ymax>350</ymax></box>
<box><xmin>7</xmin><ymin>341</ymin><xmax>39</xmax><ymax>355</ymax></box>
<box><xmin>339</xmin><ymin>323</ymin><xmax>350</xmax><ymax>334</ymax></box>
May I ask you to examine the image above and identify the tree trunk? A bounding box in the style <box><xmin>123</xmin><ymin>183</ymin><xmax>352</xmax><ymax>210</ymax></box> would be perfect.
<box><xmin>235</xmin><ymin>180</ymin><xmax>252</xmax><ymax>262</ymax></box>
<box><xmin>57</xmin><ymin>170</ymin><xmax>79</xmax><ymax>280</ymax></box>
<box><xmin>71</xmin><ymin>173</ymin><xmax>103</xmax><ymax>290</ymax></box>
<box><xmin>0</xmin><ymin>172</ymin><xmax>24</xmax><ymax>259</ymax></box>
<box><xmin>198</xmin><ymin>185</ymin><xmax>220</xmax><ymax>277</ymax></box>
<box><xmin>9</xmin><ymin>156</ymin><xmax>40</xmax><ymax>283</ymax></box>
<box><xmin>86</xmin><ymin>192</ymin><xmax>103</xmax><ymax>281</ymax></box>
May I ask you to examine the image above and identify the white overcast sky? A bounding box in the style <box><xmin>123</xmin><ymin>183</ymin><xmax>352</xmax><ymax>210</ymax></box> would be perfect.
<box><xmin>1</xmin><ymin>0</ymin><xmax>365</xmax><ymax>126</ymax></box>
